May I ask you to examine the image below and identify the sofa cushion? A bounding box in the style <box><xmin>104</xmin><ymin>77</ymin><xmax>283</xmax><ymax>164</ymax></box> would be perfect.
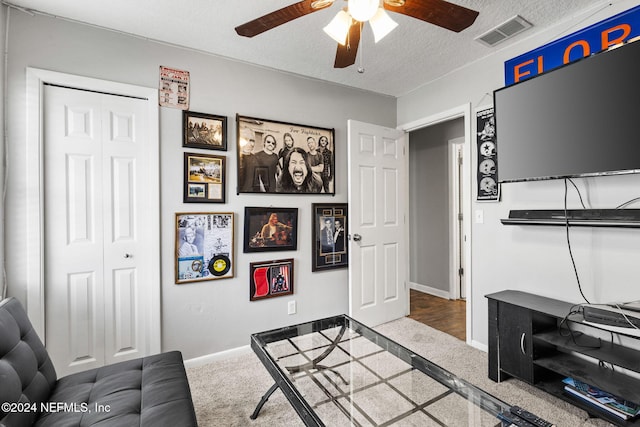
<box><xmin>35</xmin><ymin>351</ymin><xmax>197</xmax><ymax>427</ymax></box>
<box><xmin>0</xmin><ymin>298</ymin><xmax>57</xmax><ymax>426</ymax></box>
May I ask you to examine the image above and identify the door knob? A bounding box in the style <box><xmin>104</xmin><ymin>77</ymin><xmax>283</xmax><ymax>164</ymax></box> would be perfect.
<box><xmin>352</xmin><ymin>234</ymin><xmax>362</xmax><ymax>242</ymax></box>
<box><xmin>124</xmin><ymin>253</ymin><xmax>133</xmax><ymax>259</ymax></box>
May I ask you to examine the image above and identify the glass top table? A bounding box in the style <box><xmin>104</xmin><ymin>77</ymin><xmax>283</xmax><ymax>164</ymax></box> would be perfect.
<box><xmin>250</xmin><ymin>314</ymin><xmax>546</xmax><ymax>426</ymax></box>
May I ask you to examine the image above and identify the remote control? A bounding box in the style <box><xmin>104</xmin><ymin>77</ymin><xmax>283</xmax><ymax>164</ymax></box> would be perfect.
<box><xmin>510</xmin><ymin>406</ymin><xmax>556</xmax><ymax>427</ymax></box>
<box><xmin>497</xmin><ymin>412</ymin><xmax>536</xmax><ymax>427</ymax></box>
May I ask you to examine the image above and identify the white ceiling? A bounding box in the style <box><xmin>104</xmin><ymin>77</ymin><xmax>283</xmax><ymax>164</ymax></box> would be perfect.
<box><xmin>7</xmin><ymin>0</ymin><xmax>607</xmax><ymax>96</ymax></box>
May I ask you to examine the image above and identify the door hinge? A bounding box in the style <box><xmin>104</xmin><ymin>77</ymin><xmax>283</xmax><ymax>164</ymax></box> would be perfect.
<box><xmin>458</xmin><ymin>267</ymin><xmax>464</xmax><ymax>277</ymax></box>
<box><xmin>458</xmin><ymin>213</ymin><xmax>463</xmax><ymax>221</ymax></box>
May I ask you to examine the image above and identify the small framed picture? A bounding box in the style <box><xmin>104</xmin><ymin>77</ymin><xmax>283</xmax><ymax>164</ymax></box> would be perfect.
<box><xmin>175</xmin><ymin>212</ymin><xmax>234</xmax><ymax>284</ymax></box>
<box><xmin>249</xmin><ymin>258</ymin><xmax>294</xmax><ymax>301</ymax></box>
<box><xmin>184</xmin><ymin>152</ymin><xmax>226</xmax><ymax>203</ymax></box>
<box><xmin>312</xmin><ymin>203</ymin><xmax>348</xmax><ymax>271</ymax></box>
<box><xmin>183</xmin><ymin>111</ymin><xmax>227</xmax><ymax>151</ymax></box>
<box><xmin>244</xmin><ymin>207</ymin><xmax>298</xmax><ymax>253</ymax></box>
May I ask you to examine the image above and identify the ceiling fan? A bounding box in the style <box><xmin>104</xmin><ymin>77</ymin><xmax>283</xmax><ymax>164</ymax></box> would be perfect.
<box><xmin>235</xmin><ymin>0</ymin><xmax>479</xmax><ymax>69</ymax></box>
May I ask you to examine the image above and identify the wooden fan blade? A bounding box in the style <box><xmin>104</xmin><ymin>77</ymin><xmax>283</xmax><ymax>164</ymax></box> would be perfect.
<box><xmin>235</xmin><ymin>0</ymin><xmax>333</xmax><ymax>37</ymax></box>
<box><xmin>334</xmin><ymin>22</ymin><xmax>361</xmax><ymax>68</ymax></box>
<box><xmin>384</xmin><ymin>0</ymin><xmax>479</xmax><ymax>32</ymax></box>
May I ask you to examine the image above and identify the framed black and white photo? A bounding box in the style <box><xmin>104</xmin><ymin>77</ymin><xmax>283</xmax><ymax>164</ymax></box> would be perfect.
<box><xmin>175</xmin><ymin>212</ymin><xmax>234</xmax><ymax>284</ymax></box>
<box><xmin>312</xmin><ymin>203</ymin><xmax>348</xmax><ymax>271</ymax></box>
<box><xmin>183</xmin><ymin>111</ymin><xmax>227</xmax><ymax>151</ymax></box>
<box><xmin>243</xmin><ymin>207</ymin><xmax>298</xmax><ymax>253</ymax></box>
<box><xmin>183</xmin><ymin>152</ymin><xmax>226</xmax><ymax>203</ymax></box>
<box><xmin>236</xmin><ymin>114</ymin><xmax>335</xmax><ymax>194</ymax></box>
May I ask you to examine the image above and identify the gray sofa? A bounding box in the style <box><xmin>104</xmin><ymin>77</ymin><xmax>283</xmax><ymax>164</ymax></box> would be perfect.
<box><xmin>0</xmin><ymin>297</ymin><xmax>198</xmax><ymax>427</ymax></box>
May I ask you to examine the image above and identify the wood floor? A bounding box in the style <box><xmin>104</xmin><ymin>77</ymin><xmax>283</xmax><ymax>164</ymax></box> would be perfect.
<box><xmin>408</xmin><ymin>289</ymin><xmax>466</xmax><ymax>341</ymax></box>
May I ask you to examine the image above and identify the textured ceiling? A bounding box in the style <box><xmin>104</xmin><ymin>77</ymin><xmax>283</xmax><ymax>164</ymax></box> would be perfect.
<box><xmin>7</xmin><ymin>0</ymin><xmax>608</xmax><ymax>96</ymax></box>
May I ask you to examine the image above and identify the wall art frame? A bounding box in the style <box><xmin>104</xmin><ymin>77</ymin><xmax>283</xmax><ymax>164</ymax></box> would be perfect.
<box><xmin>175</xmin><ymin>212</ymin><xmax>234</xmax><ymax>284</ymax></box>
<box><xmin>312</xmin><ymin>203</ymin><xmax>348</xmax><ymax>271</ymax></box>
<box><xmin>249</xmin><ymin>258</ymin><xmax>294</xmax><ymax>301</ymax></box>
<box><xmin>244</xmin><ymin>207</ymin><xmax>298</xmax><ymax>253</ymax></box>
<box><xmin>183</xmin><ymin>110</ymin><xmax>227</xmax><ymax>150</ymax></box>
<box><xmin>236</xmin><ymin>114</ymin><xmax>335</xmax><ymax>194</ymax></box>
<box><xmin>183</xmin><ymin>152</ymin><xmax>226</xmax><ymax>203</ymax></box>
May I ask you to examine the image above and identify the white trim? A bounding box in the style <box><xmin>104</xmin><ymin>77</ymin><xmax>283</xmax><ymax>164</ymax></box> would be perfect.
<box><xmin>183</xmin><ymin>345</ymin><xmax>253</xmax><ymax>368</ymax></box>
<box><xmin>398</xmin><ymin>103</ymin><xmax>473</xmax><ymax>347</ymax></box>
<box><xmin>448</xmin><ymin>138</ymin><xmax>465</xmax><ymax>300</ymax></box>
<box><xmin>471</xmin><ymin>340</ymin><xmax>488</xmax><ymax>353</ymax></box>
<box><xmin>409</xmin><ymin>282</ymin><xmax>450</xmax><ymax>300</ymax></box>
<box><xmin>25</xmin><ymin>68</ymin><xmax>161</xmax><ymax>354</ymax></box>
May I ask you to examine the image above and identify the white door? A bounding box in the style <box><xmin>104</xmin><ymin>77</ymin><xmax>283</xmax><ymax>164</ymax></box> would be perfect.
<box><xmin>44</xmin><ymin>85</ymin><xmax>155</xmax><ymax>376</ymax></box>
<box><xmin>348</xmin><ymin>120</ymin><xmax>408</xmax><ymax>327</ymax></box>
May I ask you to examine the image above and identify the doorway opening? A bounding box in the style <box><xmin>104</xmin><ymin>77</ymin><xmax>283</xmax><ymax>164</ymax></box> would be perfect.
<box><xmin>404</xmin><ymin>113</ymin><xmax>469</xmax><ymax>341</ymax></box>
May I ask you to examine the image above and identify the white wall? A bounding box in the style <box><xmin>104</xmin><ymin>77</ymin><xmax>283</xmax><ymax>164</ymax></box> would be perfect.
<box><xmin>4</xmin><ymin>10</ymin><xmax>396</xmax><ymax>359</ymax></box>
<box><xmin>399</xmin><ymin>0</ymin><xmax>640</xmax><ymax>346</ymax></box>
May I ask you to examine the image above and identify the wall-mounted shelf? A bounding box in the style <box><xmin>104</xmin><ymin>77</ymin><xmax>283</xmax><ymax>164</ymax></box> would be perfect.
<box><xmin>500</xmin><ymin>209</ymin><xmax>640</xmax><ymax>228</ymax></box>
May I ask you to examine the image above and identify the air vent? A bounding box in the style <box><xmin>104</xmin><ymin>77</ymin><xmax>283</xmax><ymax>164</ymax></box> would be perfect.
<box><xmin>475</xmin><ymin>15</ymin><xmax>532</xmax><ymax>47</ymax></box>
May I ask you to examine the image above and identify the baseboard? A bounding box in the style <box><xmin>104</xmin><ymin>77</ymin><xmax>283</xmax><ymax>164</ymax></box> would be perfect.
<box><xmin>470</xmin><ymin>340</ymin><xmax>488</xmax><ymax>353</ymax></box>
<box><xmin>184</xmin><ymin>345</ymin><xmax>252</xmax><ymax>368</ymax></box>
<box><xmin>409</xmin><ymin>282</ymin><xmax>450</xmax><ymax>300</ymax></box>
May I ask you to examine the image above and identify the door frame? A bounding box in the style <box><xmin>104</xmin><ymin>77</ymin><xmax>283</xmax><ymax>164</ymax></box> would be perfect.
<box><xmin>25</xmin><ymin>68</ymin><xmax>161</xmax><ymax>353</ymax></box>
<box><xmin>448</xmin><ymin>137</ymin><xmax>465</xmax><ymax>300</ymax></box>
<box><xmin>398</xmin><ymin>103</ymin><xmax>473</xmax><ymax>345</ymax></box>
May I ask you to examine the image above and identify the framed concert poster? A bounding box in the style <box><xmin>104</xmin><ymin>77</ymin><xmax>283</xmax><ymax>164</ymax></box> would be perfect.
<box><xmin>312</xmin><ymin>203</ymin><xmax>348</xmax><ymax>271</ymax></box>
<box><xmin>183</xmin><ymin>152</ymin><xmax>226</xmax><ymax>203</ymax></box>
<box><xmin>183</xmin><ymin>111</ymin><xmax>227</xmax><ymax>151</ymax></box>
<box><xmin>236</xmin><ymin>114</ymin><xmax>335</xmax><ymax>194</ymax></box>
<box><xmin>175</xmin><ymin>212</ymin><xmax>234</xmax><ymax>284</ymax></box>
<box><xmin>249</xmin><ymin>258</ymin><xmax>294</xmax><ymax>301</ymax></box>
<box><xmin>243</xmin><ymin>207</ymin><xmax>298</xmax><ymax>253</ymax></box>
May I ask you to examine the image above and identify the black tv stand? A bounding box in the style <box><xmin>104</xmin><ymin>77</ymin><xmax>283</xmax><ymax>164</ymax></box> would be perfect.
<box><xmin>500</xmin><ymin>209</ymin><xmax>640</xmax><ymax>228</ymax></box>
<box><xmin>486</xmin><ymin>290</ymin><xmax>640</xmax><ymax>426</ymax></box>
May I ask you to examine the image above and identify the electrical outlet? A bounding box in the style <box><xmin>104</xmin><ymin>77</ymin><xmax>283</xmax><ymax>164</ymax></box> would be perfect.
<box><xmin>288</xmin><ymin>300</ymin><xmax>296</xmax><ymax>315</ymax></box>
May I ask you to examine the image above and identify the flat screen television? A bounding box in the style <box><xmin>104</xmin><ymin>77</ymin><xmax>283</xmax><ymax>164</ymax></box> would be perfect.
<box><xmin>494</xmin><ymin>40</ymin><xmax>640</xmax><ymax>183</ymax></box>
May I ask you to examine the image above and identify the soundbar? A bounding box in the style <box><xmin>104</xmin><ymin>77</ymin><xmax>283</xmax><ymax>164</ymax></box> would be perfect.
<box><xmin>583</xmin><ymin>305</ymin><xmax>640</xmax><ymax>329</ymax></box>
<box><xmin>500</xmin><ymin>209</ymin><xmax>640</xmax><ymax>228</ymax></box>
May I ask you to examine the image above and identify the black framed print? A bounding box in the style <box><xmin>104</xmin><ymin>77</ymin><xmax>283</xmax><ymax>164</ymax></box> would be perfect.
<box><xmin>244</xmin><ymin>207</ymin><xmax>298</xmax><ymax>253</ymax></box>
<box><xmin>183</xmin><ymin>111</ymin><xmax>227</xmax><ymax>151</ymax></box>
<box><xmin>312</xmin><ymin>203</ymin><xmax>348</xmax><ymax>271</ymax></box>
<box><xmin>184</xmin><ymin>152</ymin><xmax>226</xmax><ymax>203</ymax></box>
<box><xmin>236</xmin><ymin>114</ymin><xmax>335</xmax><ymax>194</ymax></box>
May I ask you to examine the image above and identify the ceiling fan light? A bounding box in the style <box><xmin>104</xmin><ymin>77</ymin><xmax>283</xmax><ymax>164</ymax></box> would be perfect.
<box><xmin>369</xmin><ymin>8</ymin><xmax>398</xmax><ymax>43</ymax></box>
<box><xmin>348</xmin><ymin>0</ymin><xmax>378</xmax><ymax>22</ymax></box>
<box><xmin>311</xmin><ymin>0</ymin><xmax>334</xmax><ymax>9</ymax></box>
<box><xmin>323</xmin><ymin>10</ymin><xmax>352</xmax><ymax>45</ymax></box>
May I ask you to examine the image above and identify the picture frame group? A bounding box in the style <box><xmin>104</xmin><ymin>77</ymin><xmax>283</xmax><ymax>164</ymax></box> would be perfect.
<box><xmin>312</xmin><ymin>203</ymin><xmax>348</xmax><ymax>271</ymax></box>
<box><xmin>243</xmin><ymin>207</ymin><xmax>298</xmax><ymax>253</ymax></box>
<box><xmin>236</xmin><ymin>114</ymin><xmax>335</xmax><ymax>195</ymax></box>
<box><xmin>175</xmin><ymin>212</ymin><xmax>234</xmax><ymax>284</ymax></box>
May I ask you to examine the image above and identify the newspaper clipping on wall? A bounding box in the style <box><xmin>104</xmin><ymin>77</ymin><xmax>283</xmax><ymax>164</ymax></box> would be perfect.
<box><xmin>159</xmin><ymin>66</ymin><xmax>190</xmax><ymax>110</ymax></box>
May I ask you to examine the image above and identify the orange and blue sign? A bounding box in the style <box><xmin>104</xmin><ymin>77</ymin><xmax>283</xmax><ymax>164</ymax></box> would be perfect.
<box><xmin>505</xmin><ymin>5</ymin><xmax>640</xmax><ymax>85</ymax></box>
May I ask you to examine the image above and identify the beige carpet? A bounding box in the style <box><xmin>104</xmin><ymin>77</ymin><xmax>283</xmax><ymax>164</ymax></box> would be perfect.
<box><xmin>186</xmin><ymin>316</ymin><xmax>614</xmax><ymax>426</ymax></box>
